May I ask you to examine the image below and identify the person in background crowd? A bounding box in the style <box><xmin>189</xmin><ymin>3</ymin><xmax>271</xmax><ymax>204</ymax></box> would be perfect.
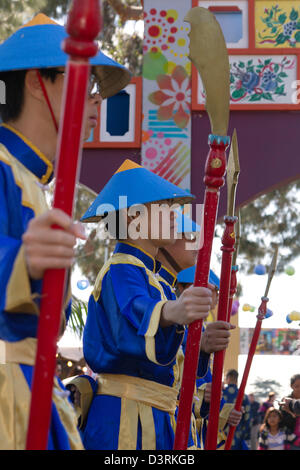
<box><xmin>257</xmin><ymin>407</ymin><xmax>296</xmax><ymax>450</ymax></box>
<box><xmin>248</xmin><ymin>392</ymin><xmax>261</xmax><ymax>450</ymax></box>
<box><xmin>280</xmin><ymin>374</ymin><xmax>300</xmax><ymax>450</ymax></box>
<box><xmin>258</xmin><ymin>391</ymin><xmax>276</xmax><ymax>422</ymax></box>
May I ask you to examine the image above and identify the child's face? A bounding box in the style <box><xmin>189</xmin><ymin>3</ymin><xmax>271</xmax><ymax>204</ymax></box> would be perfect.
<box><xmin>267</xmin><ymin>411</ymin><xmax>280</xmax><ymax>427</ymax></box>
<box><xmin>292</xmin><ymin>378</ymin><xmax>300</xmax><ymax>399</ymax></box>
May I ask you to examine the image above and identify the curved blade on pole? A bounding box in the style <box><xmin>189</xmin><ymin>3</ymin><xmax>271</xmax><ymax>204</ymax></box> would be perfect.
<box><xmin>224</xmin><ymin>245</ymin><xmax>279</xmax><ymax>450</ymax></box>
<box><xmin>186</xmin><ymin>7</ymin><xmax>230</xmax><ymax>136</ymax></box>
<box><xmin>226</xmin><ymin>129</ymin><xmax>240</xmax><ymax>218</ymax></box>
<box><xmin>26</xmin><ymin>0</ymin><xmax>101</xmax><ymax>450</ymax></box>
<box><xmin>173</xmin><ymin>7</ymin><xmax>230</xmax><ymax>450</ymax></box>
<box><xmin>205</xmin><ymin>129</ymin><xmax>240</xmax><ymax>450</ymax></box>
<box><xmin>227</xmin><ymin>130</ymin><xmax>241</xmax><ymax>323</ymax></box>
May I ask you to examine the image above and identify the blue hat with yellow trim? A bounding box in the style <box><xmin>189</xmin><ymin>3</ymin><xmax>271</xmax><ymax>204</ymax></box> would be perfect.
<box><xmin>0</xmin><ymin>14</ymin><xmax>131</xmax><ymax>99</ymax></box>
<box><xmin>81</xmin><ymin>159</ymin><xmax>194</xmax><ymax>223</ymax></box>
<box><xmin>177</xmin><ymin>265</ymin><xmax>220</xmax><ymax>289</ymax></box>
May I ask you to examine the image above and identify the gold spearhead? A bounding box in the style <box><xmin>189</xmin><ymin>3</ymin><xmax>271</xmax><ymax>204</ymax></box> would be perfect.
<box><xmin>227</xmin><ymin>129</ymin><xmax>240</xmax><ymax>217</ymax></box>
<box><xmin>184</xmin><ymin>7</ymin><xmax>230</xmax><ymax>136</ymax></box>
<box><xmin>232</xmin><ymin>210</ymin><xmax>241</xmax><ymax>267</ymax></box>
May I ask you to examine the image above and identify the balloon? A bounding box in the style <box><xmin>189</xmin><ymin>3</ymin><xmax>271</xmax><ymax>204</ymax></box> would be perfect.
<box><xmin>285</xmin><ymin>266</ymin><xmax>295</xmax><ymax>276</ymax></box>
<box><xmin>286</xmin><ymin>314</ymin><xmax>293</xmax><ymax>324</ymax></box>
<box><xmin>243</xmin><ymin>304</ymin><xmax>251</xmax><ymax>311</ymax></box>
<box><xmin>231</xmin><ymin>300</ymin><xmax>240</xmax><ymax>316</ymax></box>
<box><xmin>250</xmin><ymin>306</ymin><xmax>255</xmax><ymax>312</ymax></box>
<box><xmin>77</xmin><ymin>279</ymin><xmax>90</xmax><ymax>290</ymax></box>
<box><xmin>254</xmin><ymin>264</ymin><xmax>266</xmax><ymax>275</ymax></box>
<box><xmin>289</xmin><ymin>311</ymin><xmax>300</xmax><ymax>321</ymax></box>
<box><xmin>265</xmin><ymin>309</ymin><xmax>273</xmax><ymax>319</ymax></box>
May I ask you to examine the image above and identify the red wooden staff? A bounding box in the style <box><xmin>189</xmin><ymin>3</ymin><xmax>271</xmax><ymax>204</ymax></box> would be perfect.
<box><xmin>174</xmin><ymin>137</ymin><xmax>229</xmax><ymax>450</ymax></box>
<box><xmin>205</xmin><ymin>130</ymin><xmax>240</xmax><ymax>449</ymax></box>
<box><xmin>174</xmin><ymin>7</ymin><xmax>230</xmax><ymax>450</ymax></box>
<box><xmin>26</xmin><ymin>0</ymin><xmax>101</xmax><ymax>450</ymax></box>
<box><xmin>224</xmin><ymin>246</ymin><xmax>278</xmax><ymax>450</ymax></box>
<box><xmin>205</xmin><ymin>215</ymin><xmax>237</xmax><ymax>449</ymax></box>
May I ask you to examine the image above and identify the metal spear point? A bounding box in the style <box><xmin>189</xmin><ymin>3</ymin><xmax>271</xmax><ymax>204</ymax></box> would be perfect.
<box><xmin>227</xmin><ymin>129</ymin><xmax>240</xmax><ymax>218</ymax></box>
<box><xmin>224</xmin><ymin>245</ymin><xmax>279</xmax><ymax>450</ymax></box>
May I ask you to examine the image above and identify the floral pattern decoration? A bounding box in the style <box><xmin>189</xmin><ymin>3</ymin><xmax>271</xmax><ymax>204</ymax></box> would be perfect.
<box><xmin>148</xmin><ymin>65</ymin><xmax>191</xmax><ymax>128</ymax></box>
<box><xmin>258</xmin><ymin>5</ymin><xmax>300</xmax><ymax>47</ymax></box>
<box><xmin>230</xmin><ymin>56</ymin><xmax>295</xmax><ymax>102</ymax></box>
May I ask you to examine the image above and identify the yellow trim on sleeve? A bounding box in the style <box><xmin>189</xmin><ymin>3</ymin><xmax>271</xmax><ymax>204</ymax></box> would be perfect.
<box><xmin>5</xmin><ymin>245</ymin><xmax>39</xmax><ymax>315</ymax></box>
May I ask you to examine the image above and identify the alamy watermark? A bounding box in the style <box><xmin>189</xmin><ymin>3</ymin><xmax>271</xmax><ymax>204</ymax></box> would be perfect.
<box><xmin>97</xmin><ymin>199</ymin><xmax>204</xmax><ymax>251</ymax></box>
<box><xmin>290</xmin><ymin>80</ymin><xmax>300</xmax><ymax>104</ymax></box>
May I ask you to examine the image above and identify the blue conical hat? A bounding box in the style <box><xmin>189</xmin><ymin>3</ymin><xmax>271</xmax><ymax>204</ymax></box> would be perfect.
<box><xmin>175</xmin><ymin>210</ymin><xmax>201</xmax><ymax>234</ymax></box>
<box><xmin>0</xmin><ymin>14</ymin><xmax>131</xmax><ymax>98</ymax></box>
<box><xmin>81</xmin><ymin>159</ymin><xmax>194</xmax><ymax>223</ymax></box>
<box><xmin>177</xmin><ymin>265</ymin><xmax>220</xmax><ymax>289</ymax></box>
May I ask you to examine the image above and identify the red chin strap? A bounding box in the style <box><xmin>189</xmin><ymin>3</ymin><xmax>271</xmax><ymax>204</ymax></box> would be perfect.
<box><xmin>36</xmin><ymin>70</ymin><xmax>59</xmax><ymax>133</ymax></box>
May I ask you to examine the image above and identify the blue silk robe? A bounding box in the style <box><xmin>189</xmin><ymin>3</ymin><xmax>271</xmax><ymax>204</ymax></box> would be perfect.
<box><xmin>157</xmin><ymin>265</ymin><xmax>211</xmax><ymax>449</ymax></box>
<box><xmin>83</xmin><ymin>242</ymin><xmax>187</xmax><ymax>450</ymax></box>
<box><xmin>0</xmin><ymin>123</ymin><xmax>82</xmax><ymax>450</ymax></box>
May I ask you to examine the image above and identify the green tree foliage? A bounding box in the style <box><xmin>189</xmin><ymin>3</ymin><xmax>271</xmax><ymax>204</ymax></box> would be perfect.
<box><xmin>250</xmin><ymin>377</ymin><xmax>283</xmax><ymax>401</ymax></box>
<box><xmin>238</xmin><ymin>180</ymin><xmax>300</xmax><ymax>273</ymax></box>
<box><xmin>42</xmin><ymin>0</ymin><xmax>143</xmax><ymax>75</ymax></box>
<box><xmin>0</xmin><ymin>0</ymin><xmax>46</xmax><ymax>41</ymax></box>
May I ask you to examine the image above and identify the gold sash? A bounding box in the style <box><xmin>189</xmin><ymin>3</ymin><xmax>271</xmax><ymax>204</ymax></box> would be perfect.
<box><xmin>0</xmin><ymin>339</ymin><xmax>83</xmax><ymax>450</ymax></box>
<box><xmin>97</xmin><ymin>373</ymin><xmax>178</xmax><ymax>450</ymax></box>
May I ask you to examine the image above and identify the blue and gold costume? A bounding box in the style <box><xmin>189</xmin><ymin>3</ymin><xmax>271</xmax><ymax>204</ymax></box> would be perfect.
<box><xmin>81</xmin><ymin>159</ymin><xmax>194</xmax><ymax>450</ymax></box>
<box><xmin>0</xmin><ymin>124</ymin><xmax>83</xmax><ymax>449</ymax></box>
<box><xmin>157</xmin><ymin>265</ymin><xmax>210</xmax><ymax>449</ymax></box>
<box><xmin>195</xmin><ymin>369</ymin><xmax>234</xmax><ymax>449</ymax></box>
<box><xmin>222</xmin><ymin>383</ymin><xmax>252</xmax><ymax>450</ymax></box>
<box><xmin>82</xmin><ymin>242</ymin><xmax>185</xmax><ymax>450</ymax></box>
<box><xmin>0</xmin><ymin>11</ymin><xmax>130</xmax><ymax>450</ymax></box>
<box><xmin>176</xmin><ymin>264</ymin><xmax>234</xmax><ymax>449</ymax></box>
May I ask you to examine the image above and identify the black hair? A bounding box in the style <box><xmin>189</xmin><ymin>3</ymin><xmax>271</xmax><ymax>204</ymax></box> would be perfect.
<box><xmin>291</xmin><ymin>374</ymin><xmax>300</xmax><ymax>387</ymax></box>
<box><xmin>226</xmin><ymin>369</ymin><xmax>239</xmax><ymax>381</ymax></box>
<box><xmin>0</xmin><ymin>68</ymin><xmax>61</xmax><ymax>122</ymax></box>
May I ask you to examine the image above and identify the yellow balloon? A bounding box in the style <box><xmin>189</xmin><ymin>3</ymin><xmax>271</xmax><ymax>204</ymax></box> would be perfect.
<box><xmin>289</xmin><ymin>311</ymin><xmax>300</xmax><ymax>321</ymax></box>
<box><xmin>243</xmin><ymin>304</ymin><xmax>251</xmax><ymax>311</ymax></box>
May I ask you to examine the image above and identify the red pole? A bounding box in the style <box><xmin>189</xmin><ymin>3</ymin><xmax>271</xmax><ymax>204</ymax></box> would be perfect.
<box><xmin>173</xmin><ymin>134</ymin><xmax>229</xmax><ymax>450</ymax></box>
<box><xmin>205</xmin><ymin>215</ymin><xmax>237</xmax><ymax>450</ymax></box>
<box><xmin>224</xmin><ymin>296</ymin><xmax>268</xmax><ymax>450</ymax></box>
<box><xmin>26</xmin><ymin>0</ymin><xmax>101</xmax><ymax>450</ymax></box>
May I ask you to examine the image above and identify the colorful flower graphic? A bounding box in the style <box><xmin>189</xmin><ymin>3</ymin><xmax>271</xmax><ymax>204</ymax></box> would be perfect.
<box><xmin>258</xmin><ymin>5</ymin><xmax>300</xmax><ymax>47</ymax></box>
<box><xmin>143</xmin><ymin>8</ymin><xmax>179</xmax><ymax>55</ymax></box>
<box><xmin>230</xmin><ymin>57</ymin><xmax>294</xmax><ymax>102</ymax></box>
<box><xmin>148</xmin><ymin>65</ymin><xmax>191</xmax><ymax>128</ymax></box>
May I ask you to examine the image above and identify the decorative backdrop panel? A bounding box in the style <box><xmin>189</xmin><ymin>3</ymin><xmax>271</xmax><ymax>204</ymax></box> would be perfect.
<box><xmin>255</xmin><ymin>0</ymin><xmax>300</xmax><ymax>48</ymax></box>
<box><xmin>194</xmin><ymin>53</ymin><xmax>299</xmax><ymax>109</ymax></box>
<box><xmin>141</xmin><ymin>0</ymin><xmax>192</xmax><ymax>190</ymax></box>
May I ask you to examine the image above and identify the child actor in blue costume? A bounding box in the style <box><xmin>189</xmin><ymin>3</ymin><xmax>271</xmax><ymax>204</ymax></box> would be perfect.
<box><xmin>80</xmin><ymin>159</ymin><xmax>213</xmax><ymax>450</ymax></box>
<box><xmin>0</xmin><ymin>13</ymin><xmax>130</xmax><ymax>450</ymax></box>
<box><xmin>156</xmin><ymin>217</ymin><xmax>241</xmax><ymax>449</ymax></box>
